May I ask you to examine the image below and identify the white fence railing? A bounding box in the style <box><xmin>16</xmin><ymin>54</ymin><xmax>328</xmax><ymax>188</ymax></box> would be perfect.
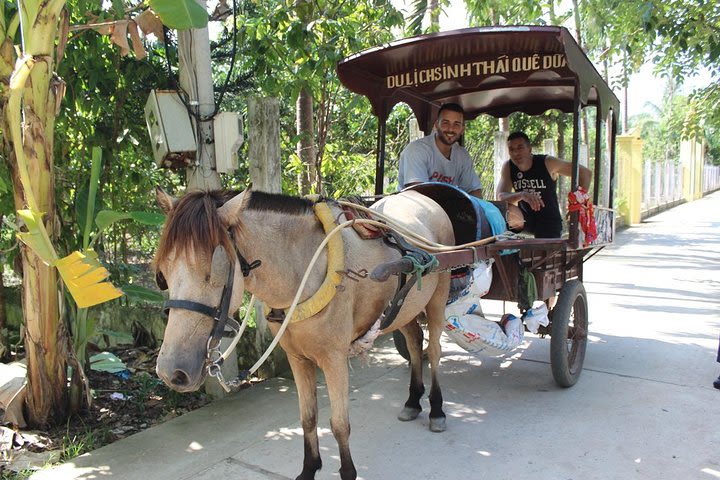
<box><xmin>640</xmin><ymin>161</ymin><xmax>720</xmax><ymax>216</ymax></box>
<box><xmin>641</xmin><ymin>160</ymin><xmax>684</xmax><ymax>212</ymax></box>
<box><xmin>704</xmin><ymin>164</ymin><xmax>720</xmax><ymax>193</ymax></box>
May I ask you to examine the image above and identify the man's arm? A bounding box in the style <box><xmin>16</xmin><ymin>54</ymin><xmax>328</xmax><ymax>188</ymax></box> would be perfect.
<box><xmin>495</xmin><ymin>161</ymin><xmax>544</xmax><ymax>211</ymax></box>
<box><xmin>468</xmin><ymin>188</ymin><xmax>483</xmax><ymax>199</ymax></box>
<box><xmin>454</xmin><ymin>147</ymin><xmax>483</xmax><ymax>197</ymax></box>
<box><xmin>545</xmin><ymin>155</ymin><xmax>592</xmax><ymax>190</ymax></box>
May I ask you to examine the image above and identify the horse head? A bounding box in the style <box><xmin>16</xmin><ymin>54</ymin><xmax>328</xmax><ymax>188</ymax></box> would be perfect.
<box><xmin>153</xmin><ymin>187</ymin><xmax>249</xmax><ymax>392</ymax></box>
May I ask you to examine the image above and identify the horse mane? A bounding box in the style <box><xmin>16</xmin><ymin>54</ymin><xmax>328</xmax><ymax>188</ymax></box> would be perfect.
<box><xmin>154</xmin><ymin>190</ymin><xmax>238</xmax><ymax>267</ymax></box>
<box><xmin>154</xmin><ymin>190</ymin><xmax>316</xmax><ymax>268</ymax></box>
<box><xmin>244</xmin><ymin>190</ymin><xmax>315</xmax><ymax>216</ymax></box>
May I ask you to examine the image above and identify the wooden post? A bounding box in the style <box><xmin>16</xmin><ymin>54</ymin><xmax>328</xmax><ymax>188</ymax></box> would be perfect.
<box><xmin>493</xmin><ymin>130</ymin><xmax>509</xmax><ymax>197</ymax></box>
<box><xmin>248</xmin><ymin>98</ymin><xmax>281</xmax><ymax>193</ymax></box>
<box><xmin>247</xmin><ymin>97</ymin><xmax>288</xmax><ymax>378</ymax></box>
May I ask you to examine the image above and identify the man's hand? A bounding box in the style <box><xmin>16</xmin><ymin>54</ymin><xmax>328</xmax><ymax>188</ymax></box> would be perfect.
<box><xmin>521</xmin><ymin>191</ymin><xmax>544</xmax><ymax>211</ymax></box>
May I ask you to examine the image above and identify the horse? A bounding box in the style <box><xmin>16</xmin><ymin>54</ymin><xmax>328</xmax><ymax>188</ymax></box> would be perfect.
<box><xmin>152</xmin><ymin>187</ymin><xmax>454</xmax><ymax>480</ymax></box>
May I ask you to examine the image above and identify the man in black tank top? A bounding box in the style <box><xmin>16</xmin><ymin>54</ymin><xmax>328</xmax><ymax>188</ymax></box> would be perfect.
<box><xmin>495</xmin><ymin>131</ymin><xmax>592</xmax><ymax>238</ymax></box>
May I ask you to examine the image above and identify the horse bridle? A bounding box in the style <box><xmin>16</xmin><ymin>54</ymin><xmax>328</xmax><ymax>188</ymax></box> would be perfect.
<box><xmin>156</xmin><ymin>230</ymin><xmax>261</xmax><ymax>354</ymax></box>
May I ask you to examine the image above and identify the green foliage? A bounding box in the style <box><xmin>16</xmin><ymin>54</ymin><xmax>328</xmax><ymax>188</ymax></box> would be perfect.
<box><xmin>629</xmin><ymin>80</ymin><xmax>690</xmax><ymax>163</ymax></box>
<box><xmin>55</xmin><ymin>0</ymin><xmax>180</xmax><ymax>289</ymax></box>
<box><xmin>464</xmin><ymin>114</ymin><xmax>500</xmax><ymax>198</ymax></box>
<box><xmin>640</xmin><ymin>0</ymin><xmax>720</xmax><ymax>79</ymax></box>
<box><xmin>221</xmin><ymin>0</ymin><xmax>403</xmax><ymax>195</ymax></box>
<box><xmin>320</xmin><ymin>149</ymin><xmax>375</xmax><ymax>197</ymax></box>
<box><xmin>121</xmin><ymin>284</ymin><xmax>164</xmax><ymax>303</ymax></box>
<box><xmin>126</xmin><ymin>372</ymin><xmax>161</xmax><ymax>417</ymax></box>
<box><xmin>405</xmin><ymin>0</ymin><xmax>451</xmax><ymax>35</ymax></box>
<box><xmin>465</xmin><ymin>0</ymin><xmax>544</xmax><ymax>26</ymax></box>
<box><xmin>59</xmin><ymin>427</ymin><xmax>109</xmax><ymax>461</ymax></box>
<box><xmin>94</xmin><ymin>210</ymin><xmax>165</xmax><ymax>235</ymax></box>
<box><xmin>147</xmin><ymin>0</ymin><xmax>208</xmax><ymax>29</ymax></box>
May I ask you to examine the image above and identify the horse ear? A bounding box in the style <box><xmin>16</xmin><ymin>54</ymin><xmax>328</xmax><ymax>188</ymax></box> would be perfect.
<box><xmin>156</xmin><ymin>186</ymin><xmax>177</xmax><ymax>214</ymax></box>
<box><xmin>210</xmin><ymin>245</ymin><xmax>230</xmax><ymax>286</ymax></box>
<box><xmin>217</xmin><ymin>189</ymin><xmax>248</xmax><ymax>226</ymax></box>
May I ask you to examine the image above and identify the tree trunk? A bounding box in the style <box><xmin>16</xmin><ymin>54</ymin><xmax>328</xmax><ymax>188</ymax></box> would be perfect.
<box><xmin>499</xmin><ymin>117</ymin><xmax>509</xmax><ymax>132</ymax></box>
<box><xmin>17</xmin><ymin>75</ymin><xmax>68</xmax><ymax>428</ymax></box>
<box><xmin>0</xmin><ymin>32</ymin><xmax>14</xmax><ymax>363</ymax></box>
<box><xmin>0</xmin><ymin>232</ymin><xmax>6</xmax><ymax>361</ymax></box>
<box><xmin>293</xmin><ymin>0</ymin><xmax>316</xmax><ymax>195</ymax></box>
<box><xmin>622</xmin><ymin>51</ymin><xmax>629</xmax><ymax>133</ymax></box>
<box><xmin>429</xmin><ymin>0</ymin><xmax>440</xmax><ymax>31</ymax></box>
<box><xmin>5</xmin><ymin>0</ymin><xmax>71</xmax><ymax>427</ymax></box>
<box><xmin>296</xmin><ymin>86</ymin><xmax>316</xmax><ymax>194</ymax></box>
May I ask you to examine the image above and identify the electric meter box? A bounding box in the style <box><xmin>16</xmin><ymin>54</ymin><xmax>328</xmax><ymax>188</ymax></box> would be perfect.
<box><xmin>213</xmin><ymin>112</ymin><xmax>244</xmax><ymax>174</ymax></box>
<box><xmin>144</xmin><ymin>90</ymin><xmax>197</xmax><ymax>168</ymax></box>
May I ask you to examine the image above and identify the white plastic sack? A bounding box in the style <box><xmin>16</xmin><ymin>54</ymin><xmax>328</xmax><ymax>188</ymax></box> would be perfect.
<box><xmin>468</xmin><ymin>258</ymin><xmax>493</xmax><ymax>298</ymax></box>
<box><xmin>444</xmin><ymin>293</ymin><xmax>523</xmax><ymax>356</ymax></box>
<box><xmin>523</xmin><ymin>302</ymin><xmax>550</xmax><ymax>334</ymax></box>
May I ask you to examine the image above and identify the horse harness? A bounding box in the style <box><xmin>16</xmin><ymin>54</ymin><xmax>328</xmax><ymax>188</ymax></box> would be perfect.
<box><xmin>155</xmin><ymin>200</ymin><xmax>343</xmax><ymax>383</ymax></box>
<box><xmin>156</xmin><ymin>230</ymin><xmax>261</xmax><ymax>354</ymax></box>
<box><xmin>156</xmin><ymin>199</ymin><xmax>437</xmax><ymax>387</ymax></box>
<box><xmin>377</xmin><ymin>231</ymin><xmax>438</xmax><ymax>329</ymax></box>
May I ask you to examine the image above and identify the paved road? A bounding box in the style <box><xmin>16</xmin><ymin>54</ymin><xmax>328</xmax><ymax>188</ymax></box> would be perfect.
<box><xmin>35</xmin><ymin>192</ymin><xmax>720</xmax><ymax>480</ymax></box>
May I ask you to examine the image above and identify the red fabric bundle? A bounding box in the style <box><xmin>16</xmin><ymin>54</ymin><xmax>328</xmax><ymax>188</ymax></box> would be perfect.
<box><xmin>567</xmin><ymin>187</ymin><xmax>597</xmax><ymax>247</ymax></box>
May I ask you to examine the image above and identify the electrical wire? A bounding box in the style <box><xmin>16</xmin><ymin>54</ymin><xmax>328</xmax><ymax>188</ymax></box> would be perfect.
<box><xmin>160</xmin><ymin>0</ymin><xmax>239</xmax><ymax>123</ymax></box>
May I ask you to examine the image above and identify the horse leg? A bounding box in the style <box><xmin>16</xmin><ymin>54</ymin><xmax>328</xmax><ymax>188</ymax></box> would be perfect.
<box><xmin>288</xmin><ymin>355</ymin><xmax>322</xmax><ymax>480</ymax></box>
<box><xmin>397</xmin><ymin>317</ymin><xmax>425</xmax><ymax>422</ymax></box>
<box><xmin>425</xmin><ymin>279</ymin><xmax>449</xmax><ymax>433</ymax></box>
<box><xmin>321</xmin><ymin>355</ymin><xmax>357</xmax><ymax>480</ymax></box>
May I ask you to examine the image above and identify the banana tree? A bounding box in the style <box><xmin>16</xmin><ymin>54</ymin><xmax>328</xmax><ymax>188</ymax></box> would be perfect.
<box><xmin>65</xmin><ymin>147</ymin><xmax>164</xmax><ymax>410</ymax></box>
<box><xmin>0</xmin><ymin>0</ymin><xmax>206</xmax><ymax>427</ymax></box>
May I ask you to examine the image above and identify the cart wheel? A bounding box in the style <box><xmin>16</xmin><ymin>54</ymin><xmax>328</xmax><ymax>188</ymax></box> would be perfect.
<box><xmin>393</xmin><ymin>330</ymin><xmax>411</xmax><ymax>361</ymax></box>
<box><xmin>550</xmin><ymin>279</ymin><xmax>588</xmax><ymax>387</ymax></box>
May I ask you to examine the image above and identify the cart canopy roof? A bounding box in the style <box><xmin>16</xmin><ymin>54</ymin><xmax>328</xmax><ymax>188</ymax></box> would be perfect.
<box><xmin>337</xmin><ymin>26</ymin><xmax>619</xmax><ymax>133</ymax></box>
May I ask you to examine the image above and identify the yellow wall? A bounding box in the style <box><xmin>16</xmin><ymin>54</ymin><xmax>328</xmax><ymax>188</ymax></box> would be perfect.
<box><xmin>681</xmin><ymin>138</ymin><xmax>705</xmax><ymax>201</ymax></box>
<box><xmin>617</xmin><ymin>128</ymin><xmax>643</xmax><ymax>225</ymax></box>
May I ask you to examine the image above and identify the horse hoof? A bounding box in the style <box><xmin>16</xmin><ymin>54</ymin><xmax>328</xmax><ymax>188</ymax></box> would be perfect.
<box><xmin>397</xmin><ymin>406</ymin><xmax>421</xmax><ymax>421</ymax></box>
<box><xmin>429</xmin><ymin>416</ymin><xmax>446</xmax><ymax>432</ymax></box>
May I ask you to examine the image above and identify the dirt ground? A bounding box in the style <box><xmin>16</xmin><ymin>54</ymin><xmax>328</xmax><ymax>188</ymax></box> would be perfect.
<box><xmin>0</xmin><ymin>346</ymin><xmax>228</xmax><ymax>477</ymax></box>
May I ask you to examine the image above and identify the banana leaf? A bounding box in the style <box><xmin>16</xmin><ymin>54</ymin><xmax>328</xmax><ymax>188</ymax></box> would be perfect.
<box><xmin>148</xmin><ymin>0</ymin><xmax>208</xmax><ymax>29</ymax></box>
<box><xmin>122</xmin><ymin>284</ymin><xmax>165</xmax><ymax>304</ymax></box>
<box><xmin>95</xmin><ymin>210</ymin><xmax>165</xmax><ymax>234</ymax></box>
<box><xmin>55</xmin><ymin>250</ymin><xmax>123</xmax><ymax>308</ymax></box>
<box><xmin>16</xmin><ymin>209</ymin><xmax>57</xmax><ymax>265</ymax></box>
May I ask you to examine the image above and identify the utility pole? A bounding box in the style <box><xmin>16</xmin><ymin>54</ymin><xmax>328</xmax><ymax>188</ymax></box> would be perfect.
<box><xmin>176</xmin><ymin>1</ymin><xmax>235</xmax><ymax>397</ymax></box>
<box><xmin>177</xmin><ymin>1</ymin><xmax>221</xmax><ymax>192</ymax></box>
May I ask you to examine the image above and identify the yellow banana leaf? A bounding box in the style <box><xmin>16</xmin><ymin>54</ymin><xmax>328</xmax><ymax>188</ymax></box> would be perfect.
<box><xmin>55</xmin><ymin>250</ymin><xmax>123</xmax><ymax>308</ymax></box>
<box><xmin>17</xmin><ymin>210</ymin><xmax>123</xmax><ymax>308</ymax></box>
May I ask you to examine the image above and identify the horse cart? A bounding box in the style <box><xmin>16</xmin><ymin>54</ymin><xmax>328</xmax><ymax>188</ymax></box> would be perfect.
<box><xmin>337</xmin><ymin>26</ymin><xmax>620</xmax><ymax>387</ymax></box>
<box><xmin>153</xmin><ymin>26</ymin><xmax>621</xmax><ymax>479</ymax></box>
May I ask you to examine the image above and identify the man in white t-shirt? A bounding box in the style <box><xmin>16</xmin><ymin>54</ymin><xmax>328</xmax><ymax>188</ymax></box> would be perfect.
<box><xmin>398</xmin><ymin>103</ymin><xmax>524</xmax><ymax>230</ymax></box>
<box><xmin>398</xmin><ymin>103</ymin><xmax>483</xmax><ymax>198</ymax></box>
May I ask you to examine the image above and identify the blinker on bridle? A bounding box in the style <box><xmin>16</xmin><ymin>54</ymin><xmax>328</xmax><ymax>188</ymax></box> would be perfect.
<box><xmin>156</xmin><ymin>230</ymin><xmax>261</xmax><ymax>352</ymax></box>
